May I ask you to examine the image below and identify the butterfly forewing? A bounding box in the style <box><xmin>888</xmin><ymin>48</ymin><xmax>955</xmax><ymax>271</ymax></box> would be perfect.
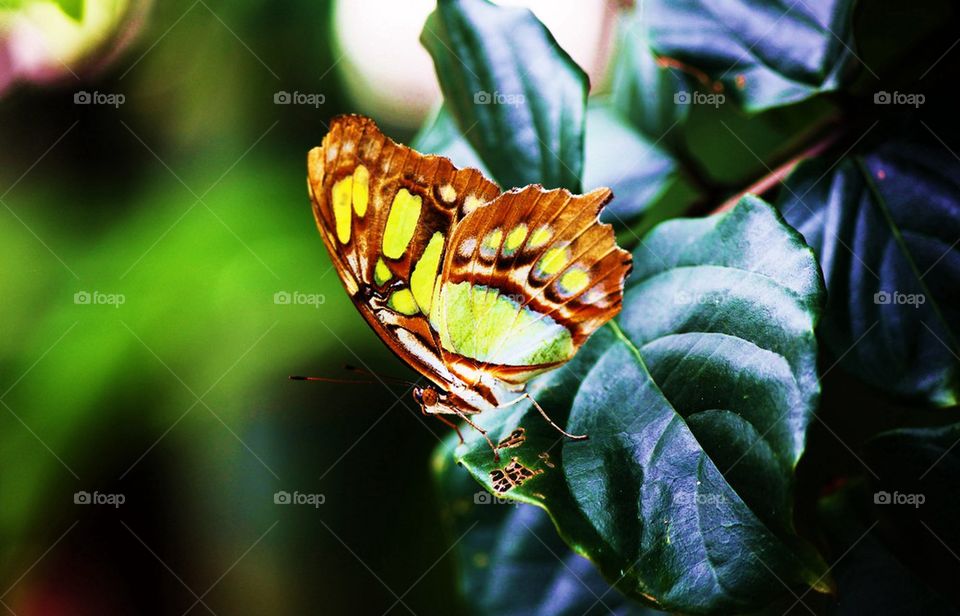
<box><xmin>308</xmin><ymin>116</ymin><xmax>499</xmax><ymax>294</ymax></box>
<box><xmin>307</xmin><ymin>115</ymin><xmax>500</xmax><ymax>389</ymax></box>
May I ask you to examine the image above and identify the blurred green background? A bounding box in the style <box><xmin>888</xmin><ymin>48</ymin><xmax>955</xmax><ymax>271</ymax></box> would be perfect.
<box><xmin>0</xmin><ymin>0</ymin><xmax>539</xmax><ymax>613</ymax></box>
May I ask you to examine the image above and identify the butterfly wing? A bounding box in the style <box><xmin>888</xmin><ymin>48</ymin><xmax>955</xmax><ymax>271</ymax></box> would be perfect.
<box><xmin>430</xmin><ymin>185</ymin><xmax>633</xmax><ymax>387</ymax></box>
<box><xmin>307</xmin><ymin>115</ymin><xmax>500</xmax><ymax>386</ymax></box>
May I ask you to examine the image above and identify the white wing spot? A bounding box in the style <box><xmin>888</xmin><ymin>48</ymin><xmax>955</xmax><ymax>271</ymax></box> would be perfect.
<box><xmin>459</xmin><ymin>238</ymin><xmax>477</xmax><ymax>259</ymax></box>
<box><xmin>583</xmin><ymin>284</ymin><xmax>611</xmax><ymax>307</ymax></box>
<box><xmin>463</xmin><ymin>194</ymin><xmax>484</xmax><ymax>215</ymax></box>
<box><xmin>440</xmin><ymin>184</ymin><xmax>457</xmax><ymax>203</ymax></box>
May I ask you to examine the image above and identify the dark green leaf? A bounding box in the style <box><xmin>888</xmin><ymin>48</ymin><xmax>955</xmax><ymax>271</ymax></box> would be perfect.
<box><xmin>583</xmin><ymin>102</ymin><xmax>676</xmax><ymax>226</ymax></box>
<box><xmin>645</xmin><ymin>0</ymin><xmax>858</xmax><ymax>112</ymax></box>
<box><xmin>421</xmin><ymin>0</ymin><xmax>588</xmax><ymax>192</ymax></box>
<box><xmin>861</xmin><ymin>423</ymin><xmax>960</xmax><ymax>604</ymax></box>
<box><xmin>818</xmin><ymin>481</ymin><xmax>960</xmax><ymax>615</ymax></box>
<box><xmin>610</xmin><ymin>8</ymin><xmax>689</xmax><ymax>144</ymax></box>
<box><xmin>681</xmin><ymin>95</ymin><xmax>837</xmax><ymax>187</ymax></box>
<box><xmin>438</xmin><ymin>197</ymin><xmax>830</xmax><ymax>614</ymax></box>
<box><xmin>777</xmin><ymin>132</ymin><xmax>960</xmax><ymax>406</ymax></box>
<box><xmin>852</xmin><ymin>0</ymin><xmax>955</xmax><ymax>87</ymax></box>
<box><xmin>412</xmin><ymin>106</ymin><xmax>490</xmax><ymax>174</ymax></box>
<box><xmin>433</xmin><ymin>441</ymin><xmax>664</xmax><ymax>616</ymax></box>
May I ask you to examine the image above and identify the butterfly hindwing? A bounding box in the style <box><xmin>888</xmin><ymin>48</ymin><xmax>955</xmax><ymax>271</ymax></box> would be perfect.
<box><xmin>430</xmin><ymin>186</ymin><xmax>632</xmax><ymax>386</ymax></box>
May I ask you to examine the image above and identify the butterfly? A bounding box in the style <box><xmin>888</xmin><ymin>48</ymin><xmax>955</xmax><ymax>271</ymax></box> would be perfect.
<box><xmin>306</xmin><ymin>115</ymin><xmax>631</xmax><ymax>455</ymax></box>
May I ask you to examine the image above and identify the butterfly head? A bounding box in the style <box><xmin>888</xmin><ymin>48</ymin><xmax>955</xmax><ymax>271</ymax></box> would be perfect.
<box><xmin>412</xmin><ymin>385</ymin><xmax>442</xmax><ymax>412</ymax></box>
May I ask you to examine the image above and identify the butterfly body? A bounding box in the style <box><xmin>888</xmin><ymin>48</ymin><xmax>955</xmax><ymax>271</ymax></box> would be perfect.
<box><xmin>307</xmin><ymin>115</ymin><xmax>631</xmax><ymax>433</ymax></box>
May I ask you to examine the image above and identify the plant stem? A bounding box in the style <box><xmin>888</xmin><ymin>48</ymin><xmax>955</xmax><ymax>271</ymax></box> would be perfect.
<box><xmin>711</xmin><ymin>127</ymin><xmax>844</xmax><ymax>214</ymax></box>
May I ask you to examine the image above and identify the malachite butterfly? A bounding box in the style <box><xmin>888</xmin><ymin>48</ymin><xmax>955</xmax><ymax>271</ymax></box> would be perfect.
<box><xmin>307</xmin><ymin>115</ymin><xmax>631</xmax><ymax>456</ymax></box>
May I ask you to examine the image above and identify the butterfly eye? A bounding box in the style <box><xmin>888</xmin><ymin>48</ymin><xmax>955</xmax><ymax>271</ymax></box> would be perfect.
<box><xmin>412</xmin><ymin>387</ymin><xmax>424</xmax><ymax>405</ymax></box>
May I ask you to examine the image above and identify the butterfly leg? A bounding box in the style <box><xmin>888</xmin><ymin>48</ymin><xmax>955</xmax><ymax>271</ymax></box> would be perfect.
<box><xmin>422</xmin><ymin>405</ymin><xmax>499</xmax><ymax>460</ymax></box>
<box><xmin>433</xmin><ymin>413</ymin><xmax>465</xmax><ymax>444</ymax></box>
<box><xmin>449</xmin><ymin>408</ymin><xmax>499</xmax><ymax>462</ymax></box>
<box><xmin>501</xmin><ymin>392</ymin><xmax>588</xmax><ymax>441</ymax></box>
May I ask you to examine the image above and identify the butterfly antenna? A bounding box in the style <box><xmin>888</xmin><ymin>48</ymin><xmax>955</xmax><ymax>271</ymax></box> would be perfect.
<box><xmin>289</xmin><ymin>366</ymin><xmax>416</xmax><ymax>388</ymax></box>
<box><xmin>289</xmin><ymin>375</ymin><xmax>379</xmax><ymax>385</ymax></box>
<box><xmin>343</xmin><ymin>364</ymin><xmax>416</xmax><ymax>387</ymax></box>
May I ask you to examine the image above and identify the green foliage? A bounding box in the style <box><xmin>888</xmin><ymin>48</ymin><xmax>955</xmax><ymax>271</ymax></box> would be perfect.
<box><xmin>420</xmin><ymin>0</ymin><xmax>960</xmax><ymax>614</ymax></box>
<box><xmin>421</xmin><ymin>0</ymin><xmax>588</xmax><ymax>192</ymax></box>
<box><xmin>610</xmin><ymin>8</ymin><xmax>689</xmax><ymax>146</ymax></box>
<box><xmin>818</xmin><ymin>481</ymin><xmax>960</xmax><ymax>615</ymax></box>
<box><xmin>438</xmin><ymin>199</ymin><xmax>830</xmax><ymax>613</ymax></box>
<box><xmin>434</xmin><ymin>443</ymin><xmax>662</xmax><ymax>616</ymax></box>
<box><xmin>582</xmin><ymin>102</ymin><xmax>677</xmax><ymax>225</ymax></box>
<box><xmin>412</xmin><ymin>106</ymin><xmax>489</xmax><ymax>174</ymax></box>
<box><xmin>777</xmin><ymin>132</ymin><xmax>960</xmax><ymax>406</ymax></box>
<box><xmin>644</xmin><ymin>0</ymin><xmax>858</xmax><ymax>112</ymax></box>
<box><xmin>0</xmin><ymin>155</ymin><xmax>350</xmax><ymax>563</ymax></box>
<box><xmin>863</xmin><ymin>423</ymin><xmax>960</xmax><ymax>598</ymax></box>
